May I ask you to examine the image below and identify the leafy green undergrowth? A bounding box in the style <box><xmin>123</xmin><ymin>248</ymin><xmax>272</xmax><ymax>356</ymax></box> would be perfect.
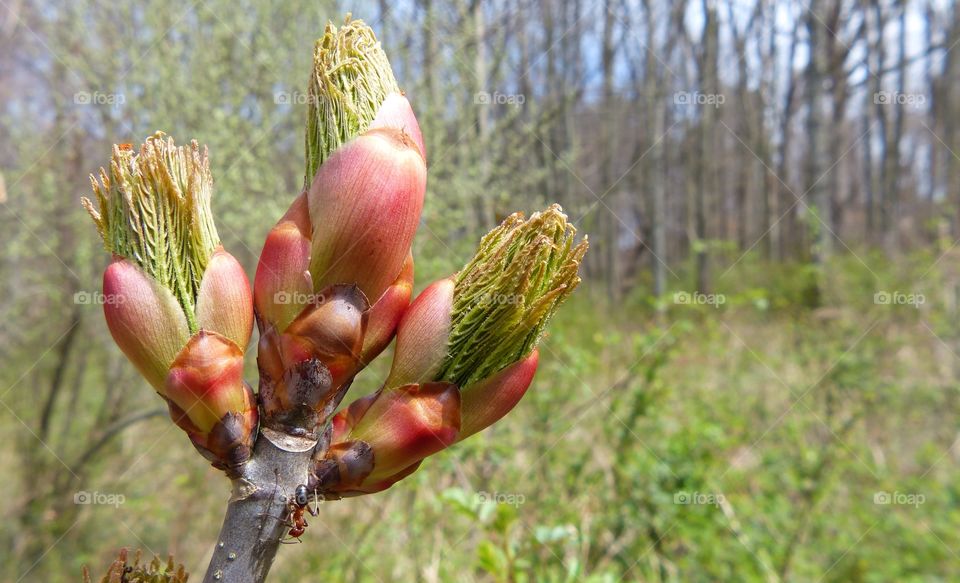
<box><xmin>6</xmin><ymin>254</ymin><xmax>960</xmax><ymax>582</ymax></box>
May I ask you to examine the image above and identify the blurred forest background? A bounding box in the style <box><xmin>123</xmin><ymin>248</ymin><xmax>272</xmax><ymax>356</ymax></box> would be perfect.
<box><xmin>3</xmin><ymin>0</ymin><xmax>960</xmax><ymax>581</ymax></box>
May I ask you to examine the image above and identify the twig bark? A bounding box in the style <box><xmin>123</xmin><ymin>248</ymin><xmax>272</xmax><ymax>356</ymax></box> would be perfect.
<box><xmin>202</xmin><ymin>428</ymin><xmax>317</xmax><ymax>583</ymax></box>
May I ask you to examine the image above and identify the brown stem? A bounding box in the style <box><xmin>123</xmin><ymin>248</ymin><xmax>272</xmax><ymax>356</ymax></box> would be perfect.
<box><xmin>202</xmin><ymin>428</ymin><xmax>317</xmax><ymax>583</ymax></box>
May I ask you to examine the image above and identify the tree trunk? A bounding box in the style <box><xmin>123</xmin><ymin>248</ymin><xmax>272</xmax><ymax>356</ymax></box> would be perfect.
<box><xmin>695</xmin><ymin>0</ymin><xmax>717</xmax><ymax>293</ymax></box>
<box><xmin>600</xmin><ymin>0</ymin><xmax>620</xmax><ymax>300</ymax></box>
<box><xmin>803</xmin><ymin>0</ymin><xmax>829</xmax><ymax>263</ymax></box>
<box><xmin>644</xmin><ymin>0</ymin><xmax>666</xmax><ymax>299</ymax></box>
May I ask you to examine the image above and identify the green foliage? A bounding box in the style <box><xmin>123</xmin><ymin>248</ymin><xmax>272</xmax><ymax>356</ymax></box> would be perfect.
<box><xmin>304</xmin><ymin>15</ymin><xmax>399</xmax><ymax>186</ymax></box>
<box><xmin>439</xmin><ymin>205</ymin><xmax>588</xmax><ymax>387</ymax></box>
<box><xmin>7</xmin><ymin>246</ymin><xmax>960</xmax><ymax>582</ymax></box>
<box><xmin>9</xmin><ymin>249</ymin><xmax>960</xmax><ymax>583</ymax></box>
<box><xmin>82</xmin><ymin>133</ymin><xmax>218</xmax><ymax>330</ymax></box>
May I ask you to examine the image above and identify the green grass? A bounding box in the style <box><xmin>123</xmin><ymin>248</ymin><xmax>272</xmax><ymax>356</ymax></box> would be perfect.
<box><xmin>4</xmin><ymin>254</ymin><xmax>960</xmax><ymax>582</ymax></box>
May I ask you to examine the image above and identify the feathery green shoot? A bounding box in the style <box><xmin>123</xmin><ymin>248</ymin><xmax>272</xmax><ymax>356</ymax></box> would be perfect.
<box><xmin>437</xmin><ymin>205</ymin><xmax>588</xmax><ymax>387</ymax></box>
<box><xmin>81</xmin><ymin>132</ymin><xmax>219</xmax><ymax>332</ymax></box>
<box><xmin>304</xmin><ymin>15</ymin><xmax>399</xmax><ymax>187</ymax></box>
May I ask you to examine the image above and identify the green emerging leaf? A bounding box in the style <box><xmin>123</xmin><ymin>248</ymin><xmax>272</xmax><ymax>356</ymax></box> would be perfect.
<box><xmin>437</xmin><ymin>205</ymin><xmax>588</xmax><ymax>387</ymax></box>
<box><xmin>304</xmin><ymin>14</ymin><xmax>399</xmax><ymax>187</ymax></box>
<box><xmin>82</xmin><ymin>132</ymin><xmax>219</xmax><ymax>332</ymax></box>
